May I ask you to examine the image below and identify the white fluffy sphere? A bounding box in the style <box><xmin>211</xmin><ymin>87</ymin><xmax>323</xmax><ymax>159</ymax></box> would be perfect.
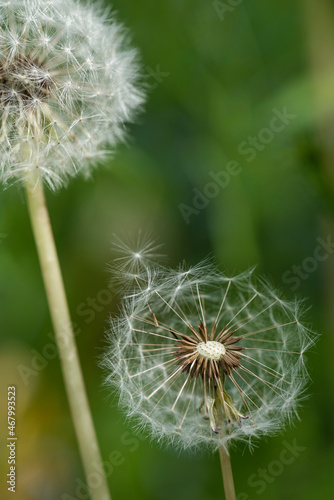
<box><xmin>105</xmin><ymin>260</ymin><xmax>316</xmax><ymax>451</ymax></box>
<box><xmin>0</xmin><ymin>0</ymin><xmax>144</xmax><ymax>189</ymax></box>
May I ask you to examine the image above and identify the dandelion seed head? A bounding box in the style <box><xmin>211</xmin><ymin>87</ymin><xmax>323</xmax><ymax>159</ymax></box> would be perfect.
<box><xmin>0</xmin><ymin>0</ymin><xmax>144</xmax><ymax>190</ymax></box>
<box><xmin>104</xmin><ymin>257</ymin><xmax>317</xmax><ymax>452</ymax></box>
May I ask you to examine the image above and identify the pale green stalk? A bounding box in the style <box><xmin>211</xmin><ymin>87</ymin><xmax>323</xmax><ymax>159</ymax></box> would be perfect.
<box><xmin>25</xmin><ymin>170</ymin><xmax>111</xmax><ymax>500</ymax></box>
<box><xmin>217</xmin><ymin>397</ymin><xmax>237</xmax><ymax>500</ymax></box>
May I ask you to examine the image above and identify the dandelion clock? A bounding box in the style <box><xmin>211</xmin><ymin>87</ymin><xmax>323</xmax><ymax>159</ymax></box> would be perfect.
<box><xmin>0</xmin><ymin>0</ymin><xmax>143</xmax><ymax>189</ymax></box>
<box><xmin>105</xmin><ymin>253</ymin><xmax>316</xmax><ymax>500</ymax></box>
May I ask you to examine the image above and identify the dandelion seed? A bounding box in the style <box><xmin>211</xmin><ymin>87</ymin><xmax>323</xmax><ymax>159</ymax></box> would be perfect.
<box><xmin>105</xmin><ymin>258</ymin><xmax>316</xmax><ymax>451</ymax></box>
<box><xmin>109</xmin><ymin>232</ymin><xmax>165</xmax><ymax>294</ymax></box>
<box><xmin>0</xmin><ymin>0</ymin><xmax>144</xmax><ymax>190</ymax></box>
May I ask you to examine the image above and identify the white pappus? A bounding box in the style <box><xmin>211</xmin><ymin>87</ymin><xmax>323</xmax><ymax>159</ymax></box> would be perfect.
<box><xmin>104</xmin><ymin>255</ymin><xmax>316</xmax><ymax>452</ymax></box>
<box><xmin>0</xmin><ymin>0</ymin><xmax>145</xmax><ymax>189</ymax></box>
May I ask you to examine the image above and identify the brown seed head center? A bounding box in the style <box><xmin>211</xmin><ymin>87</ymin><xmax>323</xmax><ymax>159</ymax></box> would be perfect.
<box><xmin>172</xmin><ymin>322</ymin><xmax>244</xmax><ymax>380</ymax></box>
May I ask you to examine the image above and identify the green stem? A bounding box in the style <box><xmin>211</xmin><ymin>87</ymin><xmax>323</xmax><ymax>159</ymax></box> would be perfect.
<box><xmin>217</xmin><ymin>398</ymin><xmax>236</xmax><ymax>500</ymax></box>
<box><xmin>218</xmin><ymin>443</ymin><xmax>236</xmax><ymax>500</ymax></box>
<box><xmin>24</xmin><ymin>171</ymin><xmax>111</xmax><ymax>500</ymax></box>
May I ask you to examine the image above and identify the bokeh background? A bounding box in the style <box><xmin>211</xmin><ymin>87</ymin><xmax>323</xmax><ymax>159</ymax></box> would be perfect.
<box><xmin>1</xmin><ymin>0</ymin><xmax>334</xmax><ymax>498</ymax></box>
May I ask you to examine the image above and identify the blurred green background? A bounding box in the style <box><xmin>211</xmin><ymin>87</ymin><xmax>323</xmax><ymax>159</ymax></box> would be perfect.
<box><xmin>1</xmin><ymin>0</ymin><xmax>334</xmax><ymax>498</ymax></box>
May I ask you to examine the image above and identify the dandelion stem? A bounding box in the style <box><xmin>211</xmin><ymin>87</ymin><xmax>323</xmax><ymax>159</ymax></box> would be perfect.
<box><xmin>24</xmin><ymin>171</ymin><xmax>111</xmax><ymax>500</ymax></box>
<box><xmin>217</xmin><ymin>399</ymin><xmax>236</xmax><ymax>500</ymax></box>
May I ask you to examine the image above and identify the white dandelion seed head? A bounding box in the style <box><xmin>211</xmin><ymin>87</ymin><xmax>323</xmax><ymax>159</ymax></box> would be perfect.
<box><xmin>0</xmin><ymin>0</ymin><xmax>145</xmax><ymax>190</ymax></box>
<box><xmin>104</xmin><ymin>259</ymin><xmax>317</xmax><ymax>452</ymax></box>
